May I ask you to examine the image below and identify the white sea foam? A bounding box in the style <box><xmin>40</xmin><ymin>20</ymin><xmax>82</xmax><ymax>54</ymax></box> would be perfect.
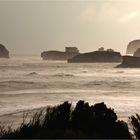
<box><xmin>0</xmin><ymin>55</ymin><xmax>139</xmax><ymax>122</ymax></box>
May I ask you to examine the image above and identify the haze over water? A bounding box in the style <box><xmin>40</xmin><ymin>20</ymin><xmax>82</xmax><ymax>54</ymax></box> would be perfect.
<box><xmin>0</xmin><ymin>55</ymin><xmax>140</xmax><ymax>123</ymax></box>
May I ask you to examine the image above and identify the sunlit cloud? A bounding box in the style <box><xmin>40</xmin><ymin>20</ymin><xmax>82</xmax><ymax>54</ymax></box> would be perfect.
<box><xmin>79</xmin><ymin>6</ymin><xmax>97</xmax><ymax>23</ymax></box>
<box><xmin>119</xmin><ymin>11</ymin><xmax>139</xmax><ymax>23</ymax></box>
<box><xmin>79</xmin><ymin>2</ymin><xmax>140</xmax><ymax>24</ymax></box>
<box><xmin>79</xmin><ymin>3</ymin><xmax>120</xmax><ymax>23</ymax></box>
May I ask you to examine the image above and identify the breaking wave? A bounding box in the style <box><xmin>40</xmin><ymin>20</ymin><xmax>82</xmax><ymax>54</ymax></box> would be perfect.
<box><xmin>52</xmin><ymin>73</ymin><xmax>75</xmax><ymax>77</ymax></box>
<box><xmin>84</xmin><ymin>80</ymin><xmax>133</xmax><ymax>89</ymax></box>
<box><xmin>26</xmin><ymin>72</ymin><xmax>39</xmax><ymax>76</ymax></box>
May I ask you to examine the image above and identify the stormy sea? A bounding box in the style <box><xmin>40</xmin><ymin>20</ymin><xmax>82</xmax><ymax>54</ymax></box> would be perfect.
<box><xmin>0</xmin><ymin>55</ymin><xmax>140</xmax><ymax>128</ymax></box>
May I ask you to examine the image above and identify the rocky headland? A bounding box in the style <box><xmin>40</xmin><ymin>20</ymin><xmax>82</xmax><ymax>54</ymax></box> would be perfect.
<box><xmin>0</xmin><ymin>44</ymin><xmax>9</xmax><ymax>58</ymax></box>
<box><xmin>133</xmin><ymin>48</ymin><xmax>140</xmax><ymax>57</ymax></box>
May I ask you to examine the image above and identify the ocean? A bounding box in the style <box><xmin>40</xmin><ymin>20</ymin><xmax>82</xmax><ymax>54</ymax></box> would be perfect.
<box><xmin>0</xmin><ymin>55</ymin><xmax>140</xmax><ymax>125</ymax></box>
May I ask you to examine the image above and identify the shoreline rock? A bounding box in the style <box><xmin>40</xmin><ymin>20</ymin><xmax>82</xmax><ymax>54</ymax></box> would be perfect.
<box><xmin>117</xmin><ymin>55</ymin><xmax>140</xmax><ymax>68</ymax></box>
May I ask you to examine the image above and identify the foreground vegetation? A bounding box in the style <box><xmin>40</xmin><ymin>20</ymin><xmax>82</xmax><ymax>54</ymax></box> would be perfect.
<box><xmin>0</xmin><ymin>100</ymin><xmax>139</xmax><ymax>139</ymax></box>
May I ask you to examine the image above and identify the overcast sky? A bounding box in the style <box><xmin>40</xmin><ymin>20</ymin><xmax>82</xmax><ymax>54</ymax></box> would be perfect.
<box><xmin>0</xmin><ymin>0</ymin><xmax>140</xmax><ymax>55</ymax></box>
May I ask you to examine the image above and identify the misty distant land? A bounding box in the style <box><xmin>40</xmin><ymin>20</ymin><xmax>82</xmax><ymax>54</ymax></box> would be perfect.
<box><xmin>41</xmin><ymin>47</ymin><xmax>79</xmax><ymax>61</ymax></box>
<box><xmin>41</xmin><ymin>47</ymin><xmax>122</xmax><ymax>63</ymax></box>
<box><xmin>41</xmin><ymin>39</ymin><xmax>140</xmax><ymax>67</ymax></box>
<box><xmin>1</xmin><ymin>39</ymin><xmax>140</xmax><ymax>67</ymax></box>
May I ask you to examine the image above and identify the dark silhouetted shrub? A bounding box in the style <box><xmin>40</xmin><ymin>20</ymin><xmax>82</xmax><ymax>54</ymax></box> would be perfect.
<box><xmin>0</xmin><ymin>100</ymin><xmax>132</xmax><ymax>139</ymax></box>
<box><xmin>71</xmin><ymin>101</ymin><xmax>131</xmax><ymax>139</ymax></box>
<box><xmin>130</xmin><ymin>114</ymin><xmax>140</xmax><ymax>139</ymax></box>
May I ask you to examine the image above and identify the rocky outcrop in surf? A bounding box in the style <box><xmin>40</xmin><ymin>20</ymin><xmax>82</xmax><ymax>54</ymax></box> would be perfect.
<box><xmin>0</xmin><ymin>44</ymin><xmax>9</xmax><ymax>58</ymax></box>
<box><xmin>126</xmin><ymin>40</ymin><xmax>140</xmax><ymax>54</ymax></box>
<box><xmin>68</xmin><ymin>50</ymin><xmax>122</xmax><ymax>63</ymax></box>
<box><xmin>41</xmin><ymin>47</ymin><xmax>79</xmax><ymax>60</ymax></box>
<box><xmin>118</xmin><ymin>40</ymin><xmax>140</xmax><ymax>68</ymax></box>
<box><xmin>117</xmin><ymin>56</ymin><xmax>140</xmax><ymax>68</ymax></box>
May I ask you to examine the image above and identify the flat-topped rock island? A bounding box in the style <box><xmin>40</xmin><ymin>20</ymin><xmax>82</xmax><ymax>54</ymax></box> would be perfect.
<box><xmin>117</xmin><ymin>56</ymin><xmax>140</xmax><ymax>68</ymax></box>
<box><xmin>68</xmin><ymin>50</ymin><xmax>122</xmax><ymax>63</ymax></box>
<box><xmin>41</xmin><ymin>47</ymin><xmax>79</xmax><ymax>60</ymax></box>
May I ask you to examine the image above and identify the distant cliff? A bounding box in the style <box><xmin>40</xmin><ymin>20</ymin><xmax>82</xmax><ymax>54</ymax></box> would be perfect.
<box><xmin>133</xmin><ymin>48</ymin><xmax>140</xmax><ymax>57</ymax></box>
<box><xmin>68</xmin><ymin>51</ymin><xmax>122</xmax><ymax>63</ymax></box>
<box><xmin>117</xmin><ymin>56</ymin><xmax>140</xmax><ymax>68</ymax></box>
<box><xmin>41</xmin><ymin>47</ymin><xmax>79</xmax><ymax>60</ymax></box>
<box><xmin>126</xmin><ymin>40</ymin><xmax>140</xmax><ymax>54</ymax></box>
<box><xmin>0</xmin><ymin>44</ymin><xmax>9</xmax><ymax>58</ymax></box>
